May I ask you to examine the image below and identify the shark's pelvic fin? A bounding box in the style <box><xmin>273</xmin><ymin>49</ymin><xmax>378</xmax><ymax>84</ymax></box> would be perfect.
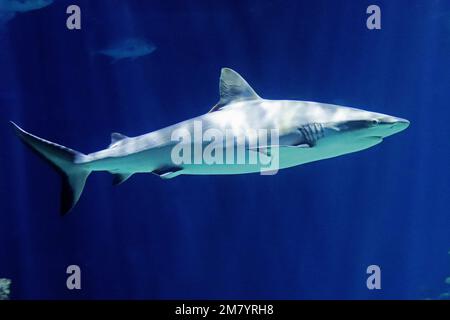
<box><xmin>10</xmin><ymin>121</ymin><xmax>91</xmax><ymax>215</ymax></box>
<box><xmin>152</xmin><ymin>166</ymin><xmax>183</xmax><ymax>179</ymax></box>
<box><xmin>112</xmin><ymin>173</ymin><xmax>133</xmax><ymax>185</ymax></box>
<box><xmin>109</xmin><ymin>132</ymin><xmax>128</xmax><ymax>147</ymax></box>
<box><xmin>209</xmin><ymin>68</ymin><xmax>261</xmax><ymax>112</ymax></box>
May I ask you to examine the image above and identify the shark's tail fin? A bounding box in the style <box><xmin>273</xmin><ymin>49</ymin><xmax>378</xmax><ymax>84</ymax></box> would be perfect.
<box><xmin>10</xmin><ymin>121</ymin><xmax>91</xmax><ymax>215</ymax></box>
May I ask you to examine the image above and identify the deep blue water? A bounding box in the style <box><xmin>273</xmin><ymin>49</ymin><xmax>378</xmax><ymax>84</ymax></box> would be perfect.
<box><xmin>1</xmin><ymin>0</ymin><xmax>450</xmax><ymax>299</ymax></box>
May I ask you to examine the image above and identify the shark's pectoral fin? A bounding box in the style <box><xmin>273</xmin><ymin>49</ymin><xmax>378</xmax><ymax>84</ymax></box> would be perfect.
<box><xmin>112</xmin><ymin>173</ymin><xmax>133</xmax><ymax>185</ymax></box>
<box><xmin>292</xmin><ymin>143</ymin><xmax>312</xmax><ymax>148</ymax></box>
<box><xmin>209</xmin><ymin>68</ymin><xmax>262</xmax><ymax>112</ymax></box>
<box><xmin>152</xmin><ymin>166</ymin><xmax>183</xmax><ymax>179</ymax></box>
<box><xmin>278</xmin><ymin>143</ymin><xmax>313</xmax><ymax>149</ymax></box>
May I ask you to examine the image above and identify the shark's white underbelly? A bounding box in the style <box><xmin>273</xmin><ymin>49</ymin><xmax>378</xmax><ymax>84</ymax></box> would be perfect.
<box><xmin>80</xmin><ymin>101</ymin><xmax>385</xmax><ymax>176</ymax></box>
<box><xmin>83</xmin><ymin>140</ymin><xmax>376</xmax><ymax>177</ymax></box>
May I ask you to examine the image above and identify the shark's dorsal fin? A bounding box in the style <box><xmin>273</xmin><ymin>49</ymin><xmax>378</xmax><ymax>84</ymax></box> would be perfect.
<box><xmin>109</xmin><ymin>132</ymin><xmax>128</xmax><ymax>147</ymax></box>
<box><xmin>209</xmin><ymin>68</ymin><xmax>261</xmax><ymax>113</ymax></box>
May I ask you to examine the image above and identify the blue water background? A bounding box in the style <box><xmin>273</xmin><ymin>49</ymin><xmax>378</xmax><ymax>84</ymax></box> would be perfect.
<box><xmin>0</xmin><ymin>0</ymin><xmax>449</xmax><ymax>299</ymax></box>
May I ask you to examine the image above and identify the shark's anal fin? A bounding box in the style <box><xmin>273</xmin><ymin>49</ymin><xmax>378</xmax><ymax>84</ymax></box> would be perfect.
<box><xmin>112</xmin><ymin>173</ymin><xmax>133</xmax><ymax>186</ymax></box>
<box><xmin>152</xmin><ymin>166</ymin><xmax>183</xmax><ymax>179</ymax></box>
<box><xmin>209</xmin><ymin>68</ymin><xmax>261</xmax><ymax>112</ymax></box>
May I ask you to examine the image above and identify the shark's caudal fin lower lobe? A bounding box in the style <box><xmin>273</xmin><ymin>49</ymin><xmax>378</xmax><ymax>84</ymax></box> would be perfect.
<box><xmin>10</xmin><ymin>122</ymin><xmax>91</xmax><ymax>215</ymax></box>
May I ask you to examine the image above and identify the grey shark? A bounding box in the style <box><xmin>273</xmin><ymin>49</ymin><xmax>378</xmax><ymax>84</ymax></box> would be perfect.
<box><xmin>11</xmin><ymin>68</ymin><xmax>409</xmax><ymax>214</ymax></box>
<box><xmin>0</xmin><ymin>0</ymin><xmax>53</xmax><ymax>24</ymax></box>
<box><xmin>94</xmin><ymin>38</ymin><xmax>156</xmax><ymax>63</ymax></box>
<box><xmin>0</xmin><ymin>0</ymin><xmax>53</xmax><ymax>12</ymax></box>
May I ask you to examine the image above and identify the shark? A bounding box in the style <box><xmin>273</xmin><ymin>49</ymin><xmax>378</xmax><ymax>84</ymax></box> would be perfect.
<box><xmin>0</xmin><ymin>0</ymin><xmax>53</xmax><ymax>12</ymax></box>
<box><xmin>11</xmin><ymin>68</ymin><xmax>409</xmax><ymax>215</ymax></box>
<box><xmin>94</xmin><ymin>38</ymin><xmax>156</xmax><ymax>63</ymax></box>
<box><xmin>0</xmin><ymin>0</ymin><xmax>53</xmax><ymax>24</ymax></box>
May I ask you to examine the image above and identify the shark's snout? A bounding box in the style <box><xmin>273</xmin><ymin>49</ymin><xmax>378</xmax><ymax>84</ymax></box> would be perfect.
<box><xmin>375</xmin><ymin>115</ymin><xmax>410</xmax><ymax>137</ymax></box>
<box><xmin>389</xmin><ymin>121</ymin><xmax>409</xmax><ymax>133</ymax></box>
<box><xmin>385</xmin><ymin>116</ymin><xmax>409</xmax><ymax>129</ymax></box>
<box><xmin>390</xmin><ymin>117</ymin><xmax>410</xmax><ymax>130</ymax></box>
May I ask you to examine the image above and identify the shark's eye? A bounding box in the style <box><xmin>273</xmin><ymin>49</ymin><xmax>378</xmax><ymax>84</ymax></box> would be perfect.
<box><xmin>371</xmin><ymin>119</ymin><xmax>379</xmax><ymax>126</ymax></box>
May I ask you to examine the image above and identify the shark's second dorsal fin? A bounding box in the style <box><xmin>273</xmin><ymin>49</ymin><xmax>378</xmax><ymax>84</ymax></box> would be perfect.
<box><xmin>109</xmin><ymin>132</ymin><xmax>128</xmax><ymax>147</ymax></box>
<box><xmin>209</xmin><ymin>68</ymin><xmax>261</xmax><ymax>113</ymax></box>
